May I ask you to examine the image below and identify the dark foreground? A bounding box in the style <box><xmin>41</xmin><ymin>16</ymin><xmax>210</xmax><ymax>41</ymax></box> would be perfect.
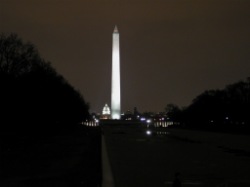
<box><xmin>0</xmin><ymin>125</ymin><xmax>101</xmax><ymax>187</ymax></box>
<box><xmin>2</xmin><ymin>122</ymin><xmax>250</xmax><ymax>187</ymax></box>
<box><xmin>103</xmin><ymin>123</ymin><xmax>250</xmax><ymax>187</ymax></box>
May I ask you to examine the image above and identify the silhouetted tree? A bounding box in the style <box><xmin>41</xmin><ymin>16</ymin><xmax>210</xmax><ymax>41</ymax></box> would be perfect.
<box><xmin>183</xmin><ymin>78</ymin><xmax>250</xmax><ymax>131</ymax></box>
<box><xmin>183</xmin><ymin>90</ymin><xmax>226</xmax><ymax>127</ymax></box>
<box><xmin>224</xmin><ymin>79</ymin><xmax>250</xmax><ymax>125</ymax></box>
<box><xmin>0</xmin><ymin>33</ymin><xmax>89</xmax><ymax>132</ymax></box>
<box><xmin>165</xmin><ymin>104</ymin><xmax>182</xmax><ymax>123</ymax></box>
<box><xmin>142</xmin><ymin>111</ymin><xmax>155</xmax><ymax>118</ymax></box>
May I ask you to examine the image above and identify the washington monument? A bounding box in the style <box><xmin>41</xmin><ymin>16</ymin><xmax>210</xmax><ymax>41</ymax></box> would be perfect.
<box><xmin>111</xmin><ymin>25</ymin><xmax>121</xmax><ymax>119</ymax></box>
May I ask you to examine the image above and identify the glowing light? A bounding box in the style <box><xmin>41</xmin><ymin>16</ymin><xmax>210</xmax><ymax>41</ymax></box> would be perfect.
<box><xmin>112</xmin><ymin>114</ymin><xmax>120</xmax><ymax>119</ymax></box>
<box><xmin>111</xmin><ymin>25</ymin><xmax>121</xmax><ymax>119</ymax></box>
<box><xmin>146</xmin><ymin>130</ymin><xmax>152</xmax><ymax>135</ymax></box>
<box><xmin>140</xmin><ymin>117</ymin><xmax>146</xmax><ymax>121</ymax></box>
<box><xmin>102</xmin><ymin>104</ymin><xmax>111</xmax><ymax>115</ymax></box>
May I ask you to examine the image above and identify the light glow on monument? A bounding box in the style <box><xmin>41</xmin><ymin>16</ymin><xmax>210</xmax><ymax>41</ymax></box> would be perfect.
<box><xmin>111</xmin><ymin>25</ymin><xmax>121</xmax><ymax>119</ymax></box>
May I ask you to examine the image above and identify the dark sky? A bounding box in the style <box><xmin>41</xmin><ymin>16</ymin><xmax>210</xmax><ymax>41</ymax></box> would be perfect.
<box><xmin>1</xmin><ymin>0</ymin><xmax>250</xmax><ymax>113</ymax></box>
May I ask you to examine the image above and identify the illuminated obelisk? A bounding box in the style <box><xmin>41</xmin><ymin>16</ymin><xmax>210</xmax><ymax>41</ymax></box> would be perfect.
<box><xmin>111</xmin><ymin>25</ymin><xmax>121</xmax><ymax>119</ymax></box>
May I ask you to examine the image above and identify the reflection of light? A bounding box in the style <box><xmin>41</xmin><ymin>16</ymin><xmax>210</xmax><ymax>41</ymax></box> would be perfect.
<box><xmin>146</xmin><ymin>130</ymin><xmax>151</xmax><ymax>135</ymax></box>
<box><xmin>157</xmin><ymin>131</ymin><xmax>169</xmax><ymax>135</ymax></box>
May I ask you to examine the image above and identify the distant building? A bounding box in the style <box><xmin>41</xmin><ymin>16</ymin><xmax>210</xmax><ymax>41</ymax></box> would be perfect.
<box><xmin>122</xmin><ymin>110</ymin><xmax>133</xmax><ymax>120</ymax></box>
<box><xmin>100</xmin><ymin>104</ymin><xmax>111</xmax><ymax>119</ymax></box>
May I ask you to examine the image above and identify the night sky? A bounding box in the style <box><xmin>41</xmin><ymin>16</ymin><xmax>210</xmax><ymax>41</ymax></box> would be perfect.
<box><xmin>1</xmin><ymin>0</ymin><xmax>250</xmax><ymax>113</ymax></box>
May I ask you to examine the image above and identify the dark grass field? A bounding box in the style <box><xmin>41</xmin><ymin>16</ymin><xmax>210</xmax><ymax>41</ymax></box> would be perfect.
<box><xmin>0</xmin><ymin>125</ymin><xmax>101</xmax><ymax>187</ymax></box>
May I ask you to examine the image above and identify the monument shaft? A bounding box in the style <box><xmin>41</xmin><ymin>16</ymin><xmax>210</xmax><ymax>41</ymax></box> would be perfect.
<box><xmin>111</xmin><ymin>26</ymin><xmax>121</xmax><ymax>119</ymax></box>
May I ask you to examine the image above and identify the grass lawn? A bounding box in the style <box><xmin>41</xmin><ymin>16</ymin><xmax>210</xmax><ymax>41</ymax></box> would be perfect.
<box><xmin>1</xmin><ymin>125</ymin><xmax>101</xmax><ymax>187</ymax></box>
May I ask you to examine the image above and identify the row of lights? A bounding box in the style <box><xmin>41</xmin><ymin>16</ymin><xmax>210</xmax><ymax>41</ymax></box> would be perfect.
<box><xmin>141</xmin><ymin>117</ymin><xmax>174</xmax><ymax>128</ymax></box>
<box><xmin>82</xmin><ymin>119</ymin><xmax>99</xmax><ymax>127</ymax></box>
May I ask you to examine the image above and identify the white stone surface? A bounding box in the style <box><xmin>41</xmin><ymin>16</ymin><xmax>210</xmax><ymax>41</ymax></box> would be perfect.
<box><xmin>111</xmin><ymin>25</ymin><xmax>121</xmax><ymax>119</ymax></box>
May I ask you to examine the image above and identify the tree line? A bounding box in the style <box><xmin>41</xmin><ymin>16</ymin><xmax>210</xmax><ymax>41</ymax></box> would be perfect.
<box><xmin>0</xmin><ymin>33</ymin><xmax>89</xmax><ymax>132</ymax></box>
<box><xmin>165</xmin><ymin>78</ymin><xmax>250</xmax><ymax>131</ymax></box>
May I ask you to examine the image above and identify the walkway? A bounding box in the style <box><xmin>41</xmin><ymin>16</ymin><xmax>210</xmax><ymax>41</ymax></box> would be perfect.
<box><xmin>102</xmin><ymin>125</ymin><xmax>250</xmax><ymax>187</ymax></box>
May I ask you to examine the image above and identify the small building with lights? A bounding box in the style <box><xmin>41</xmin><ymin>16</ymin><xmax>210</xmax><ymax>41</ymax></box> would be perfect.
<box><xmin>100</xmin><ymin>104</ymin><xmax>111</xmax><ymax>119</ymax></box>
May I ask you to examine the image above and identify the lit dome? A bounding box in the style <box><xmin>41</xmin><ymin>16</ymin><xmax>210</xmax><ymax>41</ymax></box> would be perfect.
<box><xmin>102</xmin><ymin>104</ymin><xmax>111</xmax><ymax>115</ymax></box>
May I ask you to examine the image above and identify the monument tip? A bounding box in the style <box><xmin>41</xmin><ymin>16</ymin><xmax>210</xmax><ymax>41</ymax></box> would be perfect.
<box><xmin>114</xmin><ymin>25</ymin><xmax>118</xmax><ymax>33</ymax></box>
